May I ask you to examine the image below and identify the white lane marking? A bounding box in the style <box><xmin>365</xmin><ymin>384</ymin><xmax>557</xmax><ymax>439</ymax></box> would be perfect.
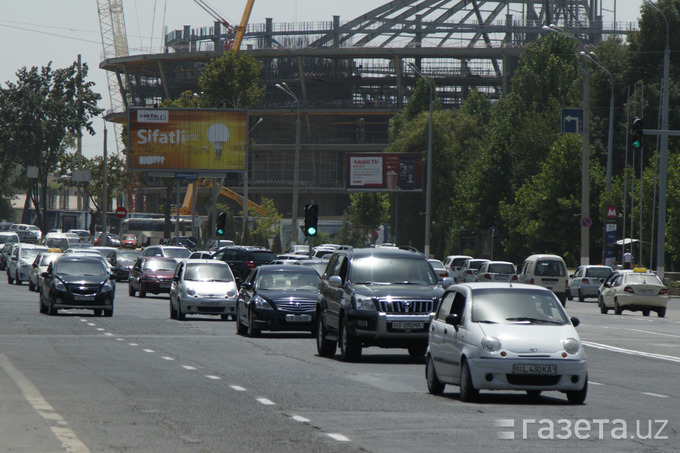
<box><xmin>143</xmin><ymin>349</ymin><xmax>155</xmax><ymax>353</ymax></box>
<box><xmin>206</xmin><ymin>375</ymin><xmax>221</xmax><ymax>380</ymax></box>
<box><xmin>230</xmin><ymin>385</ymin><xmax>247</xmax><ymax>392</ymax></box>
<box><xmin>0</xmin><ymin>353</ymin><xmax>90</xmax><ymax>452</ymax></box>
<box><xmin>256</xmin><ymin>398</ymin><xmax>276</xmax><ymax>406</ymax></box>
<box><xmin>116</xmin><ymin>338</ymin><xmax>125</xmax><ymax>341</ymax></box>
<box><xmin>96</xmin><ymin>328</ymin><xmax>105</xmax><ymax>332</ymax></box>
<box><xmin>104</xmin><ymin>333</ymin><xmax>113</xmax><ymax>336</ymax></box>
<box><xmin>327</xmin><ymin>433</ymin><xmax>351</xmax><ymax>442</ymax></box>
<box><xmin>79</xmin><ymin>319</ymin><xmax>88</xmax><ymax>322</ymax></box>
<box><xmin>87</xmin><ymin>323</ymin><xmax>96</xmax><ymax>327</ymax></box>
<box><xmin>583</xmin><ymin>341</ymin><xmax>680</xmax><ymax>363</ymax></box>
<box><xmin>642</xmin><ymin>392</ymin><xmax>669</xmax><ymax>398</ymax></box>
<box><xmin>161</xmin><ymin>356</ymin><xmax>175</xmax><ymax>361</ymax></box>
<box><xmin>182</xmin><ymin>366</ymin><xmax>197</xmax><ymax>371</ymax></box>
<box><xmin>128</xmin><ymin>343</ymin><xmax>138</xmax><ymax>346</ymax></box>
<box><xmin>292</xmin><ymin>415</ymin><xmax>310</xmax><ymax>423</ymax></box>
<box><xmin>588</xmin><ymin>381</ymin><xmax>604</xmax><ymax>386</ymax></box>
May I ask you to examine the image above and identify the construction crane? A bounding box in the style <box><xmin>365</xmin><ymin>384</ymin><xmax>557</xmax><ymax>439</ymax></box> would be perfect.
<box><xmin>193</xmin><ymin>0</ymin><xmax>255</xmax><ymax>52</ymax></box>
<box><xmin>180</xmin><ymin>178</ymin><xmax>266</xmax><ymax>217</ymax></box>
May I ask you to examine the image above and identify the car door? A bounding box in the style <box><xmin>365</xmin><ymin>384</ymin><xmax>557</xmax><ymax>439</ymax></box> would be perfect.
<box><xmin>40</xmin><ymin>261</ymin><xmax>55</xmax><ymax>304</ymax></box>
<box><xmin>322</xmin><ymin>254</ymin><xmax>347</xmax><ymax>333</ymax></box>
<box><xmin>429</xmin><ymin>292</ymin><xmax>454</xmax><ymax>373</ymax></box>
<box><xmin>601</xmin><ymin>273</ymin><xmax>621</xmax><ymax>308</ymax></box>
<box><xmin>170</xmin><ymin>261</ymin><xmax>184</xmax><ymax>306</ymax></box>
<box><xmin>442</xmin><ymin>290</ymin><xmax>468</xmax><ymax>382</ymax></box>
<box><xmin>129</xmin><ymin>258</ymin><xmax>143</xmax><ymax>290</ymax></box>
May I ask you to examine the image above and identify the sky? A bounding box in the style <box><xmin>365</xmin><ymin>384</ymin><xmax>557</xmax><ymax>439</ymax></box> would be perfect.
<box><xmin>0</xmin><ymin>0</ymin><xmax>644</xmax><ymax>159</ymax></box>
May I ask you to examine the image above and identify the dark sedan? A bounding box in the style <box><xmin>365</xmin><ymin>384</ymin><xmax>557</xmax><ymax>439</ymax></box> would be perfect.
<box><xmin>106</xmin><ymin>249</ymin><xmax>141</xmax><ymax>281</ymax></box>
<box><xmin>39</xmin><ymin>255</ymin><xmax>115</xmax><ymax>316</ymax></box>
<box><xmin>128</xmin><ymin>256</ymin><xmax>176</xmax><ymax>298</ymax></box>
<box><xmin>236</xmin><ymin>265</ymin><xmax>320</xmax><ymax>337</ymax></box>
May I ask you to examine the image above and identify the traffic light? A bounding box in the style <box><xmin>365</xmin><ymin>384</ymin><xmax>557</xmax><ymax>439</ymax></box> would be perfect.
<box><xmin>632</xmin><ymin>116</ymin><xmax>643</xmax><ymax>149</ymax></box>
<box><xmin>216</xmin><ymin>211</ymin><xmax>226</xmax><ymax>236</ymax></box>
<box><xmin>304</xmin><ymin>204</ymin><xmax>318</xmax><ymax>236</ymax></box>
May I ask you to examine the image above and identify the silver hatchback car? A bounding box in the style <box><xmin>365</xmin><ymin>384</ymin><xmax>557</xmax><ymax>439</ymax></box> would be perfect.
<box><xmin>568</xmin><ymin>265</ymin><xmax>613</xmax><ymax>302</ymax></box>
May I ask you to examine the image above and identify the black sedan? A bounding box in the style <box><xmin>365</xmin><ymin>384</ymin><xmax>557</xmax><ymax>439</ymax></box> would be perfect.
<box><xmin>39</xmin><ymin>255</ymin><xmax>115</xmax><ymax>316</ymax></box>
<box><xmin>105</xmin><ymin>249</ymin><xmax>141</xmax><ymax>281</ymax></box>
<box><xmin>236</xmin><ymin>265</ymin><xmax>320</xmax><ymax>337</ymax></box>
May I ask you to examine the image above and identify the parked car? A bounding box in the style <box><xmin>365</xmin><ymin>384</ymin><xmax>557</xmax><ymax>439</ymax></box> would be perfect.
<box><xmin>120</xmin><ymin>234</ymin><xmax>138</xmax><ymax>249</ymax></box>
<box><xmin>8</xmin><ymin>244</ymin><xmax>48</xmax><ymax>285</ymax></box>
<box><xmin>128</xmin><ymin>256</ymin><xmax>177</xmax><ymax>298</ymax></box>
<box><xmin>316</xmin><ymin>247</ymin><xmax>451</xmax><ymax>361</ymax></box>
<box><xmin>105</xmin><ymin>249</ymin><xmax>141</xmax><ymax>281</ymax></box>
<box><xmin>568</xmin><ymin>265</ymin><xmax>613</xmax><ymax>301</ymax></box>
<box><xmin>426</xmin><ymin>282</ymin><xmax>587</xmax><ymax>404</ymax></box>
<box><xmin>457</xmin><ymin>258</ymin><xmax>490</xmax><ymax>283</ymax></box>
<box><xmin>428</xmin><ymin>259</ymin><xmax>449</xmax><ymax>281</ymax></box>
<box><xmin>28</xmin><ymin>251</ymin><xmax>61</xmax><ymax>292</ymax></box>
<box><xmin>474</xmin><ymin>261</ymin><xmax>517</xmax><ymax>282</ymax></box>
<box><xmin>39</xmin><ymin>255</ymin><xmax>115</xmax><ymax>316</ymax></box>
<box><xmin>211</xmin><ymin>246</ymin><xmax>278</xmax><ymax>283</ymax></box>
<box><xmin>170</xmin><ymin>259</ymin><xmax>238</xmax><ymax>321</ymax></box>
<box><xmin>0</xmin><ymin>232</ymin><xmax>19</xmax><ymax>270</ymax></box>
<box><xmin>442</xmin><ymin>255</ymin><xmax>472</xmax><ymax>281</ymax></box>
<box><xmin>517</xmin><ymin>254</ymin><xmax>569</xmax><ymax>306</ymax></box>
<box><xmin>67</xmin><ymin>229</ymin><xmax>91</xmax><ymax>244</ymax></box>
<box><xmin>599</xmin><ymin>269</ymin><xmax>668</xmax><ymax>317</ymax></box>
<box><xmin>141</xmin><ymin>245</ymin><xmax>192</xmax><ymax>261</ymax></box>
<box><xmin>235</xmin><ymin>265</ymin><xmax>321</xmax><ymax>336</ymax></box>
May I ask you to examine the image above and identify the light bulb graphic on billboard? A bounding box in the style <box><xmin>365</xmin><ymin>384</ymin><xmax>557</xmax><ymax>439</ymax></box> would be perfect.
<box><xmin>207</xmin><ymin>123</ymin><xmax>230</xmax><ymax>158</ymax></box>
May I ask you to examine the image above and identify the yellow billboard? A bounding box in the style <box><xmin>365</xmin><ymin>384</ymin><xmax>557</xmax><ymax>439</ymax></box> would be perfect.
<box><xmin>127</xmin><ymin>108</ymin><xmax>248</xmax><ymax>172</ymax></box>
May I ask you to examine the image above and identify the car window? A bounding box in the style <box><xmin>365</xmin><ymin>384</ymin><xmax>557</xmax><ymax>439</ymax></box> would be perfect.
<box><xmin>470</xmin><ymin>288</ymin><xmax>569</xmax><ymax>324</ymax></box>
<box><xmin>55</xmin><ymin>260</ymin><xmax>107</xmax><ymax>275</ymax></box>
<box><xmin>348</xmin><ymin>256</ymin><xmax>437</xmax><ymax>285</ymax></box>
<box><xmin>184</xmin><ymin>263</ymin><xmax>234</xmax><ymax>282</ymax></box>
<box><xmin>534</xmin><ymin>260</ymin><xmax>566</xmax><ymax>277</ymax></box>
<box><xmin>625</xmin><ymin>274</ymin><xmax>662</xmax><ymax>285</ymax></box>
<box><xmin>163</xmin><ymin>248</ymin><xmax>192</xmax><ymax>259</ymax></box>
<box><xmin>436</xmin><ymin>292</ymin><xmax>455</xmax><ymax>320</ymax></box>
<box><xmin>488</xmin><ymin>263</ymin><xmax>515</xmax><ymax>273</ymax></box>
<box><xmin>143</xmin><ymin>259</ymin><xmax>176</xmax><ymax>271</ymax></box>
<box><xmin>586</xmin><ymin>267</ymin><xmax>613</xmax><ymax>279</ymax></box>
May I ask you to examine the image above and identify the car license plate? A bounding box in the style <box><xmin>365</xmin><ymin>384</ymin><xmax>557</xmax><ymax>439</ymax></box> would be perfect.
<box><xmin>494</xmin><ymin>274</ymin><xmax>508</xmax><ymax>280</ymax></box>
<box><xmin>392</xmin><ymin>321</ymin><xmax>424</xmax><ymax>330</ymax></box>
<box><xmin>201</xmin><ymin>301</ymin><xmax>221</xmax><ymax>307</ymax></box>
<box><xmin>160</xmin><ymin>283</ymin><xmax>171</xmax><ymax>289</ymax></box>
<box><xmin>74</xmin><ymin>295</ymin><xmax>95</xmax><ymax>302</ymax></box>
<box><xmin>512</xmin><ymin>364</ymin><xmax>557</xmax><ymax>376</ymax></box>
<box><xmin>285</xmin><ymin>314</ymin><xmax>311</xmax><ymax>322</ymax></box>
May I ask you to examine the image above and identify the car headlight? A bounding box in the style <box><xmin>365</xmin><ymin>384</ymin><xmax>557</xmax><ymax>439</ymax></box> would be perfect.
<box><xmin>184</xmin><ymin>287</ymin><xmax>196</xmax><ymax>297</ymax></box>
<box><xmin>227</xmin><ymin>288</ymin><xmax>237</xmax><ymax>297</ymax></box>
<box><xmin>253</xmin><ymin>295</ymin><xmax>272</xmax><ymax>310</ymax></box>
<box><xmin>54</xmin><ymin>279</ymin><xmax>66</xmax><ymax>291</ymax></box>
<box><xmin>481</xmin><ymin>336</ymin><xmax>502</xmax><ymax>353</ymax></box>
<box><xmin>102</xmin><ymin>280</ymin><xmax>113</xmax><ymax>292</ymax></box>
<box><xmin>354</xmin><ymin>294</ymin><xmax>376</xmax><ymax>311</ymax></box>
<box><xmin>563</xmin><ymin>338</ymin><xmax>581</xmax><ymax>355</ymax></box>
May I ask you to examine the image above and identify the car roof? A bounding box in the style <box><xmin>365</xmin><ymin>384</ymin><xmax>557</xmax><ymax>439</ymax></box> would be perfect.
<box><xmin>257</xmin><ymin>264</ymin><xmax>320</xmax><ymax>273</ymax></box>
<box><xmin>337</xmin><ymin>247</ymin><xmax>424</xmax><ymax>259</ymax></box>
<box><xmin>449</xmin><ymin>282</ymin><xmax>554</xmax><ymax>293</ymax></box>
<box><xmin>180</xmin><ymin>259</ymin><xmax>227</xmax><ymax>265</ymax></box>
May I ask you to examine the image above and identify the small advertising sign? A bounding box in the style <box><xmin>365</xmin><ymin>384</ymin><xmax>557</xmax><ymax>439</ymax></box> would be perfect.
<box><xmin>127</xmin><ymin>107</ymin><xmax>248</xmax><ymax>172</ymax></box>
<box><xmin>347</xmin><ymin>153</ymin><xmax>423</xmax><ymax>192</ymax></box>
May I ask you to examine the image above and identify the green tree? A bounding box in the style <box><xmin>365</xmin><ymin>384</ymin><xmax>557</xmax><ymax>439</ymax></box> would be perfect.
<box><xmin>249</xmin><ymin>198</ymin><xmax>282</xmax><ymax>247</ymax></box>
<box><xmin>349</xmin><ymin>192</ymin><xmax>390</xmax><ymax>245</ymax></box>
<box><xmin>198</xmin><ymin>52</ymin><xmax>265</xmax><ymax>108</ymax></box>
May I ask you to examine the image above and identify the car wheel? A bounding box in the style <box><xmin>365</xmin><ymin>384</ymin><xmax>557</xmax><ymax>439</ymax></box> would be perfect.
<box><xmin>247</xmin><ymin>307</ymin><xmax>260</xmax><ymax>337</ymax></box>
<box><xmin>459</xmin><ymin>359</ymin><xmax>478</xmax><ymax>402</ymax></box>
<box><xmin>657</xmin><ymin>307</ymin><xmax>666</xmax><ymax>318</ymax></box>
<box><xmin>236</xmin><ymin>305</ymin><xmax>247</xmax><ymax>335</ymax></box>
<box><xmin>15</xmin><ymin>270</ymin><xmax>21</xmax><ymax>285</ymax></box>
<box><xmin>426</xmin><ymin>354</ymin><xmax>445</xmax><ymax>395</ymax></box>
<box><xmin>103</xmin><ymin>306</ymin><xmax>113</xmax><ymax>317</ymax></box>
<box><xmin>566</xmin><ymin>288</ymin><xmax>572</xmax><ymax>301</ymax></box>
<box><xmin>599</xmin><ymin>299</ymin><xmax>608</xmax><ymax>314</ymax></box>
<box><xmin>408</xmin><ymin>343</ymin><xmax>427</xmax><ymax>359</ymax></box>
<box><xmin>93</xmin><ymin>309</ymin><xmax>103</xmax><ymax>316</ymax></box>
<box><xmin>169</xmin><ymin>299</ymin><xmax>177</xmax><ymax>319</ymax></box>
<box><xmin>47</xmin><ymin>298</ymin><xmax>57</xmax><ymax>316</ymax></box>
<box><xmin>128</xmin><ymin>283</ymin><xmax>136</xmax><ymax>297</ymax></box>
<box><xmin>614</xmin><ymin>299</ymin><xmax>622</xmax><ymax>315</ymax></box>
<box><xmin>316</xmin><ymin>314</ymin><xmax>337</xmax><ymax>358</ymax></box>
<box><xmin>577</xmin><ymin>289</ymin><xmax>584</xmax><ymax>302</ymax></box>
<box><xmin>566</xmin><ymin>376</ymin><xmax>588</xmax><ymax>404</ymax></box>
<box><xmin>176</xmin><ymin>302</ymin><xmax>185</xmax><ymax>320</ymax></box>
<box><xmin>139</xmin><ymin>284</ymin><xmax>146</xmax><ymax>298</ymax></box>
<box><xmin>28</xmin><ymin>280</ymin><xmax>35</xmax><ymax>292</ymax></box>
<box><xmin>339</xmin><ymin>317</ymin><xmax>361</xmax><ymax>362</ymax></box>
<box><xmin>526</xmin><ymin>390</ymin><xmax>542</xmax><ymax>398</ymax></box>
<box><xmin>642</xmin><ymin>309</ymin><xmax>650</xmax><ymax>317</ymax></box>
<box><xmin>220</xmin><ymin>314</ymin><xmax>229</xmax><ymax>321</ymax></box>
<box><xmin>7</xmin><ymin>271</ymin><xmax>13</xmax><ymax>284</ymax></box>
<box><xmin>39</xmin><ymin>295</ymin><xmax>47</xmax><ymax>314</ymax></box>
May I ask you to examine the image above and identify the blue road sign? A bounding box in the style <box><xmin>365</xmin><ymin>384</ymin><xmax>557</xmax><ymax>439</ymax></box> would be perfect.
<box><xmin>580</xmin><ymin>216</ymin><xmax>592</xmax><ymax>228</ymax></box>
<box><xmin>562</xmin><ymin>108</ymin><xmax>584</xmax><ymax>134</ymax></box>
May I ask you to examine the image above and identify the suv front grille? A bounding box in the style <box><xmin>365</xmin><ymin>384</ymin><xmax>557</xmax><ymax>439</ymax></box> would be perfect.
<box><xmin>377</xmin><ymin>299</ymin><xmax>434</xmax><ymax>314</ymax></box>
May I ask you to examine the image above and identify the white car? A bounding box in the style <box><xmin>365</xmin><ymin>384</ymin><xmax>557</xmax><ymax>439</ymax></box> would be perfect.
<box><xmin>457</xmin><ymin>258</ymin><xmax>490</xmax><ymax>283</ymax></box>
<box><xmin>426</xmin><ymin>282</ymin><xmax>588</xmax><ymax>404</ymax></box>
<box><xmin>599</xmin><ymin>270</ymin><xmax>668</xmax><ymax>317</ymax></box>
<box><xmin>169</xmin><ymin>259</ymin><xmax>238</xmax><ymax>321</ymax></box>
<box><xmin>7</xmin><ymin>244</ymin><xmax>48</xmax><ymax>285</ymax></box>
<box><xmin>568</xmin><ymin>265</ymin><xmax>613</xmax><ymax>301</ymax></box>
<box><xmin>442</xmin><ymin>255</ymin><xmax>472</xmax><ymax>281</ymax></box>
<box><xmin>474</xmin><ymin>261</ymin><xmax>517</xmax><ymax>282</ymax></box>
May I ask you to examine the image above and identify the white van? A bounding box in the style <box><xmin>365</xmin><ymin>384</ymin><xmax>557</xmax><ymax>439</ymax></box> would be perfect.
<box><xmin>518</xmin><ymin>254</ymin><xmax>569</xmax><ymax>306</ymax></box>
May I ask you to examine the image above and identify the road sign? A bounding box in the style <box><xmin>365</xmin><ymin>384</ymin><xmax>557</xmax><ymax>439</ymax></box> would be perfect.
<box><xmin>489</xmin><ymin>226</ymin><xmax>498</xmax><ymax>238</ymax></box>
<box><xmin>580</xmin><ymin>216</ymin><xmax>592</xmax><ymax>228</ymax></box>
<box><xmin>115</xmin><ymin>206</ymin><xmax>127</xmax><ymax>219</ymax></box>
<box><xmin>562</xmin><ymin>108</ymin><xmax>584</xmax><ymax>134</ymax></box>
<box><xmin>606</xmin><ymin>206</ymin><xmax>618</xmax><ymax>220</ymax></box>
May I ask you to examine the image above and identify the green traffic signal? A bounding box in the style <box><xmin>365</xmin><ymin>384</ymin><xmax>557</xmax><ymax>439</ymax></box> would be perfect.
<box><xmin>306</xmin><ymin>226</ymin><xmax>317</xmax><ymax>236</ymax></box>
<box><xmin>304</xmin><ymin>204</ymin><xmax>318</xmax><ymax>236</ymax></box>
<box><xmin>631</xmin><ymin>117</ymin><xmax>643</xmax><ymax>149</ymax></box>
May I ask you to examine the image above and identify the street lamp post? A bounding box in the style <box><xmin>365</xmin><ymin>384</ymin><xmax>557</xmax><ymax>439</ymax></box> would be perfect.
<box><xmin>408</xmin><ymin>63</ymin><xmax>434</xmax><ymax>258</ymax></box>
<box><xmin>644</xmin><ymin>0</ymin><xmax>670</xmax><ymax>279</ymax></box>
<box><xmin>544</xmin><ymin>25</ymin><xmax>590</xmax><ymax>265</ymax></box>
<box><xmin>275</xmin><ymin>83</ymin><xmax>301</xmax><ymax>246</ymax></box>
<box><xmin>244</xmin><ymin>118</ymin><xmax>264</xmax><ymax>240</ymax></box>
<box><xmin>102</xmin><ymin>121</ymin><xmax>108</xmax><ymax>235</ymax></box>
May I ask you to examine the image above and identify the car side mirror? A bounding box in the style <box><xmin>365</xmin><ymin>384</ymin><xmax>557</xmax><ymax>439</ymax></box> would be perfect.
<box><xmin>569</xmin><ymin>274</ymin><xmax>574</xmax><ymax>279</ymax></box>
<box><xmin>571</xmin><ymin>317</ymin><xmax>580</xmax><ymax>327</ymax></box>
<box><xmin>329</xmin><ymin>275</ymin><xmax>343</xmax><ymax>288</ymax></box>
<box><xmin>441</xmin><ymin>277</ymin><xmax>454</xmax><ymax>288</ymax></box>
<box><xmin>240</xmin><ymin>281</ymin><xmax>251</xmax><ymax>290</ymax></box>
<box><xmin>173</xmin><ymin>276</ymin><xmax>180</xmax><ymax>281</ymax></box>
<box><xmin>41</xmin><ymin>271</ymin><xmax>49</xmax><ymax>278</ymax></box>
<box><xmin>445</xmin><ymin>313</ymin><xmax>460</xmax><ymax>327</ymax></box>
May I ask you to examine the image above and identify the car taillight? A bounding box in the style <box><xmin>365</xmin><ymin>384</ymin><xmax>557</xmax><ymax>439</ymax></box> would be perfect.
<box><xmin>659</xmin><ymin>288</ymin><xmax>668</xmax><ymax>295</ymax></box>
<box><xmin>528</xmin><ymin>278</ymin><xmax>534</xmax><ymax>284</ymax></box>
<box><xmin>466</xmin><ymin>270</ymin><xmax>473</xmax><ymax>275</ymax></box>
<box><xmin>624</xmin><ymin>286</ymin><xmax>635</xmax><ymax>294</ymax></box>
<box><xmin>482</xmin><ymin>273</ymin><xmax>492</xmax><ymax>280</ymax></box>
<box><xmin>582</xmin><ymin>278</ymin><xmax>590</xmax><ymax>284</ymax></box>
<box><xmin>511</xmin><ymin>274</ymin><xmax>518</xmax><ymax>281</ymax></box>
<box><xmin>247</xmin><ymin>260</ymin><xmax>255</xmax><ymax>269</ymax></box>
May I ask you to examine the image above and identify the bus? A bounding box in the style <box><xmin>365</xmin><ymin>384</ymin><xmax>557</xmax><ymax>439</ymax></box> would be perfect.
<box><xmin>121</xmin><ymin>217</ymin><xmax>193</xmax><ymax>247</ymax></box>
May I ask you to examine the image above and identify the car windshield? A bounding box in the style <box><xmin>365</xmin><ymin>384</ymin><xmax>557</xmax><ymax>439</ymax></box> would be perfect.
<box><xmin>40</xmin><ymin>254</ymin><xmax>59</xmax><ymax>266</ymax></box>
<box><xmin>118</xmin><ymin>251</ymin><xmax>141</xmax><ymax>263</ymax></box>
<box><xmin>470</xmin><ymin>288</ymin><xmax>570</xmax><ymax>325</ymax></box>
<box><xmin>22</xmin><ymin>249</ymin><xmax>44</xmax><ymax>260</ymax></box>
<box><xmin>183</xmin><ymin>263</ymin><xmax>234</xmax><ymax>282</ymax></box>
<box><xmin>625</xmin><ymin>274</ymin><xmax>663</xmax><ymax>285</ymax></box>
<box><xmin>143</xmin><ymin>260</ymin><xmax>176</xmax><ymax>272</ymax></box>
<box><xmin>586</xmin><ymin>267</ymin><xmax>613</xmax><ymax>278</ymax></box>
<box><xmin>349</xmin><ymin>256</ymin><xmax>438</xmax><ymax>285</ymax></box>
<box><xmin>257</xmin><ymin>271</ymin><xmax>320</xmax><ymax>290</ymax></box>
<box><xmin>534</xmin><ymin>260</ymin><xmax>566</xmax><ymax>277</ymax></box>
<box><xmin>55</xmin><ymin>260</ymin><xmax>107</xmax><ymax>276</ymax></box>
<box><xmin>488</xmin><ymin>263</ymin><xmax>515</xmax><ymax>273</ymax></box>
<box><xmin>163</xmin><ymin>248</ymin><xmax>192</xmax><ymax>259</ymax></box>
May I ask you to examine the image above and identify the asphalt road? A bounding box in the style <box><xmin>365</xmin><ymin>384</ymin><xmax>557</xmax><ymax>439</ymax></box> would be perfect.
<box><xmin>1</xmin><ymin>278</ymin><xmax>679</xmax><ymax>452</ymax></box>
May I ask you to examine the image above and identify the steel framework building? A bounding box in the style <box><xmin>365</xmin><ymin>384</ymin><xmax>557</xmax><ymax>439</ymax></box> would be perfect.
<box><xmin>100</xmin><ymin>0</ymin><xmax>635</xmax><ymax>228</ymax></box>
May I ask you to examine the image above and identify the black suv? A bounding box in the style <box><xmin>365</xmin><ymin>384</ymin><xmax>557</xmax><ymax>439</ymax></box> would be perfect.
<box><xmin>211</xmin><ymin>246</ymin><xmax>277</xmax><ymax>282</ymax></box>
<box><xmin>315</xmin><ymin>247</ymin><xmax>451</xmax><ymax>362</ymax></box>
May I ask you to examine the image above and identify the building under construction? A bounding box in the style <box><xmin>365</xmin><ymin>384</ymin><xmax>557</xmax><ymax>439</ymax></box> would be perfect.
<box><xmin>99</xmin><ymin>0</ymin><xmax>635</xmax><ymax>239</ymax></box>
